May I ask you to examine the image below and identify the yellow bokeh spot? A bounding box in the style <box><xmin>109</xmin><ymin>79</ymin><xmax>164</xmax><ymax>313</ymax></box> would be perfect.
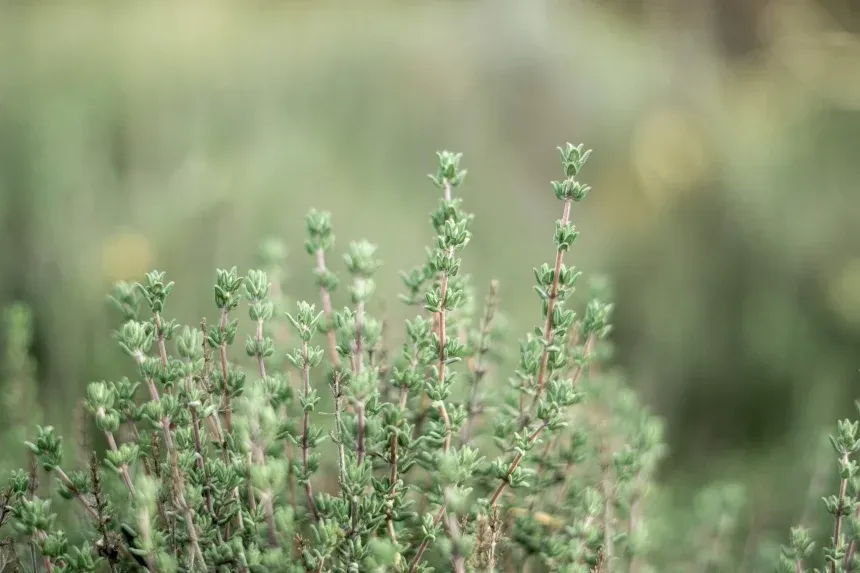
<box><xmin>826</xmin><ymin>259</ymin><xmax>860</xmax><ymax>327</ymax></box>
<box><xmin>631</xmin><ymin>107</ymin><xmax>710</xmax><ymax>204</ymax></box>
<box><xmin>101</xmin><ymin>231</ymin><xmax>153</xmax><ymax>282</ymax></box>
<box><xmin>594</xmin><ymin>167</ymin><xmax>656</xmax><ymax>235</ymax></box>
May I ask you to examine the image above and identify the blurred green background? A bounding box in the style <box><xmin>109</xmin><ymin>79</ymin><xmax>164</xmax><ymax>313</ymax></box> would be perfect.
<box><xmin>2</xmin><ymin>0</ymin><xmax>860</xmax><ymax>559</ymax></box>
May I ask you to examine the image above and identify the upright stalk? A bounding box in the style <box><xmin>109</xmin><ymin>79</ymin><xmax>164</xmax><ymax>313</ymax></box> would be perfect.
<box><xmin>301</xmin><ymin>338</ymin><xmax>320</xmax><ymax>521</ymax></box>
<box><xmin>534</xmin><ymin>197</ymin><xmax>571</xmax><ymax>401</ymax></box>
<box><xmin>833</xmin><ymin>452</ymin><xmax>850</xmax><ymax>573</ymax></box>
<box><xmin>437</xmin><ymin>180</ymin><xmax>455</xmax><ymax>454</ymax></box>
<box><xmin>218</xmin><ymin>307</ymin><xmax>233</xmax><ymax>434</ymax></box>
<box><xmin>306</xmin><ymin>211</ymin><xmax>347</xmax><ymax>489</ymax></box>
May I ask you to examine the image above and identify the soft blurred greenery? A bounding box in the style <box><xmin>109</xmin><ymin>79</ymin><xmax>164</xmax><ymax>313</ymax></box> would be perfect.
<box><xmin>3</xmin><ymin>0</ymin><xmax>860</xmax><ymax>557</ymax></box>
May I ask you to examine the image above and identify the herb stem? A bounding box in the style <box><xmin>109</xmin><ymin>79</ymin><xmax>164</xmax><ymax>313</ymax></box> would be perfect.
<box><xmin>219</xmin><ymin>308</ymin><xmax>233</xmax><ymax>434</ymax></box>
<box><xmin>489</xmin><ymin>421</ymin><xmax>550</xmax><ymax>507</ymax></box>
<box><xmin>301</xmin><ymin>339</ymin><xmax>320</xmax><ymax>521</ymax></box>
<box><xmin>528</xmin><ymin>197</ymin><xmax>572</xmax><ymax>419</ymax></box>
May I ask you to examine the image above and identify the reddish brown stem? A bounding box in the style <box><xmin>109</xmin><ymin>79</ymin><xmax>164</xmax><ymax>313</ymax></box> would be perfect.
<box><xmin>314</xmin><ymin>247</ymin><xmax>346</xmax><ymax>488</ymax></box>
<box><xmin>315</xmin><ymin>248</ymin><xmax>341</xmax><ymax>366</ymax></box>
<box><xmin>160</xmin><ymin>417</ymin><xmax>204</xmax><ymax>565</ymax></box>
<box><xmin>833</xmin><ymin>452</ymin><xmax>850</xmax><ymax>573</ymax></box>
<box><xmin>489</xmin><ymin>421</ymin><xmax>550</xmax><ymax>507</ymax></box>
<box><xmin>104</xmin><ymin>430</ymin><xmax>136</xmax><ymax>497</ymax></box>
<box><xmin>531</xmin><ymin>197</ymin><xmax>572</xmax><ymax>406</ymax></box>
<box><xmin>255</xmin><ymin>318</ymin><xmax>267</xmax><ymax>380</ymax></box>
<box><xmin>408</xmin><ymin>505</ymin><xmax>447</xmax><ymax>573</ymax></box>
<box><xmin>843</xmin><ymin>486</ymin><xmax>860</xmax><ymax>569</ymax></box>
<box><xmin>513</xmin><ymin>335</ymin><xmax>595</xmax><ymax>511</ymax></box>
<box><xmin>250</xmin><ymin>313</ymin><xmax>280</xmax><ymax>538</ymax></box>
<box><xmin>137</xmin><ymin>350</ymin><xmax>204</xmax><ymax>564</ymax></box>
<box><xmin>437</xmin><ymin>273</ymin><xmax>452</xmax><ymax>454</ymax></box>
<box><xmin>190</xmin><ymin>406</ymin><xmax>215</xmax><ymax>515</ymax></box>
<box><xmin>218</xmin><ymin>308</ymin><xmax>233</xmax><ymax>434</ymax></box>
<box><xmin>301</xmin><ymin>340</ymin><xmax>320</xmax><ymax>521</ymax></box>
<box><xmin>410</xmin><ymin>178</ymin><xmax>457</xmax><ymax>568</ymax></box>
<box><xmin>153</xmin><ymin>313</ymin><xmax>170</xmax><ymax>393</ymax></box>
<box><xmin>197</xmin><ymin>320</ymin><xmax>225</xmax><ymax>445</ymax></box>
<box><xmin>154</xmin><ymin>313</ymin><xmax>168</xmax><ymax>367</ymax></box>
<box><xmin>54</xmin><ymin>468</ymin><xmax>99</xmax><ymax>520</ymax></box>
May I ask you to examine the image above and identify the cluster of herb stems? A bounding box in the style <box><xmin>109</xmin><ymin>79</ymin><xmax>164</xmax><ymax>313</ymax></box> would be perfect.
<box><xmin>1</xmin><ymin>143</ymin><xmax>670</xmax><ymax>573</ymax></box>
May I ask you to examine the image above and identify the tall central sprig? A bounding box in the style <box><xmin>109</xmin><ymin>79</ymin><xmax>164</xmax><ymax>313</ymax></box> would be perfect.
<box><xmin>490</xmin><ymin>144</ymin><xmax>601</xmax><ymax>508</ymax></box>
<box><xmin>408</xmin><ymin>151</ymin><xmax>474</xmax><ymax>572</ymax></box>
<box><xmin>340</xmin><ymin>240</ymin><xmax>383</xmax><ymax>537</ymax></box>
<box><xmin>286</xmin><ymin>302</ymin><xmax>326</xmax><ymax>523</ymax></box>
<box><xmin>524</xmin><ymin>143</ymin><xmax>591</xmax><ymax>425</ymax></box>
<box><xmin>425</xmin><ymin>151</ymin><xmax>470</xmax><ymax>454</ymax></box>
<box><xmin>304</xmin><ymin>210</ymin><xmax>348</xmax><ymax>492</ymax></box>
<box><xmin>211</xmin><ymin>267</ymin><xmax>245</xmax><ymax>435</ymax></box>
<box><xmin>243</xmin><ymin>269</ymin><xmax>282</xmax><ymax>545</ymax></box>
<box><xmin>130</xmin><ymin>271</ymin><xmax>205</xmax><ymax>566</ymax></box>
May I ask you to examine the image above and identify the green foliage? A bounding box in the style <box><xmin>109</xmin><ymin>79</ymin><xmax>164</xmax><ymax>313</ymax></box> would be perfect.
<box><xmin>780</xmin><ymin>411</ymin><xmax>860</xmax><ymax>573</ymax></box>
<box><xmin>0</xmin><ymin>142</ymin><xmax>851</xmax><ymax>573</ymax></box>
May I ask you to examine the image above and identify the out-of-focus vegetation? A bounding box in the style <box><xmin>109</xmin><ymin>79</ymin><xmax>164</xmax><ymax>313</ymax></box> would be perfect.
<box><xmin>2</xmin><ymin>0</ymin><xmax>860</xmax><ymax>560</ymax></box>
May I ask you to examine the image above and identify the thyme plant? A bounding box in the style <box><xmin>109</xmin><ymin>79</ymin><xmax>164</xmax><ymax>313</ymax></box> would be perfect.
<box><xmin>781</xmin><ymin>411</ymin><xmax>860</xmax><ymax>573</ymax></box>
<box><xmin>0</xmin><ymin>142</ymin><xmax>774</xmax><ymax>572</ymax></box>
